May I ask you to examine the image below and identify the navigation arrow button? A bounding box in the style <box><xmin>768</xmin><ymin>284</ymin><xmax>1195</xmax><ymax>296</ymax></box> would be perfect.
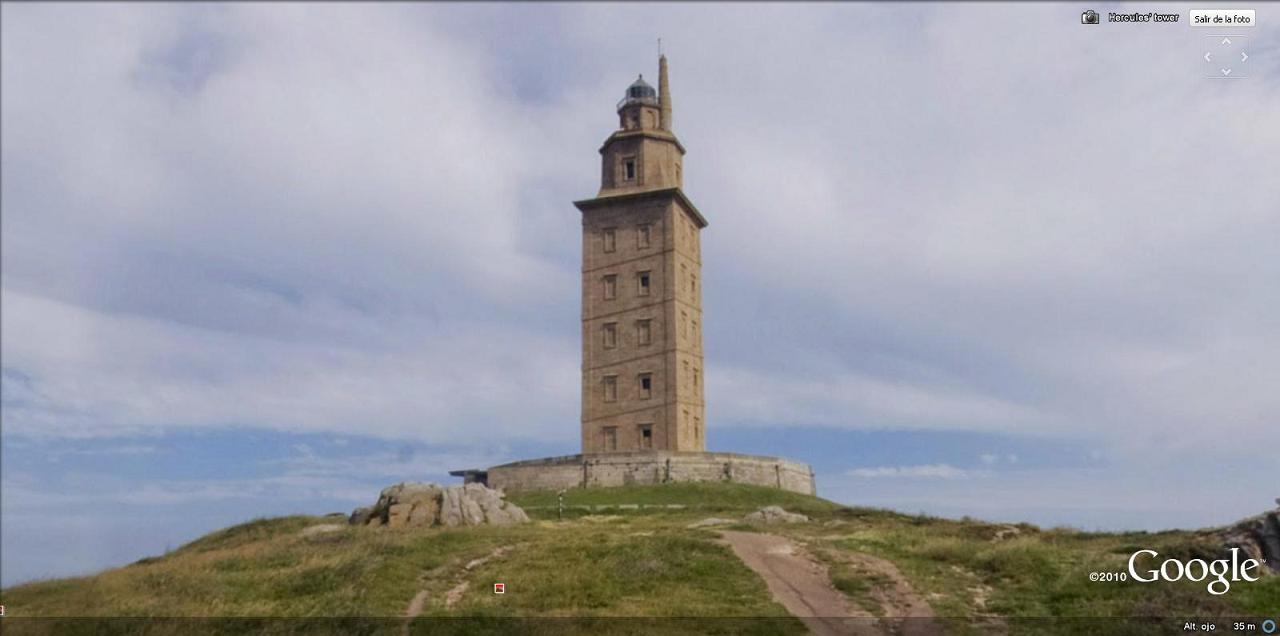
<box><xmin>1205</xmin><ymin>52</ymin><xmax>1213</xmax><ymax>62</ymax></box>
<box><xmin>1222</xmin><ymin>37</ymin><xmax>1232</xmax><ymax>45</ymax></box>
<box><xmin>1241</xmin><ymin>51</ymin><xmax>1248</xmax><ymax>62</ymax></box>
<box><xmin>1221</xmin><ymin>68</ymin><xmax>1232</xmax><ymax>76</ymax></box>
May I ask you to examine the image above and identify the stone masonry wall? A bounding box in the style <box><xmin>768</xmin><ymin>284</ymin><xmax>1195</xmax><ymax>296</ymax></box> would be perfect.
<box><xmin>485</xmin><ymin>451</ymin><xmax>815</xmax><ymax>496</ymax></box>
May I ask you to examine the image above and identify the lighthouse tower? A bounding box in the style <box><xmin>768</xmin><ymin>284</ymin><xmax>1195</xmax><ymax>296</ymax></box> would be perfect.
<box><xmin>574</xmin><ymin>56</ymin><xmax>708</xmax><ymax>455</ymax></box>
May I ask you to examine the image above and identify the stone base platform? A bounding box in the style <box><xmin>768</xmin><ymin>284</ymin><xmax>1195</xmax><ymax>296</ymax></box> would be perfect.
<box><xmin>451</xmin><ymin>451</ymin><xmax>816</xmax><ymax>495</ymax></box>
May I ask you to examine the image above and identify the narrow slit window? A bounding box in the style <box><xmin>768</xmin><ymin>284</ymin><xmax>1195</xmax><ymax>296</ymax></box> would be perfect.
<box><xmin>603</xmin><ymin>228</ymin><xmax>616</xmax><ymax>253</ymax></box>
<box><xmin>603</xmin><ymin>274</ymin><xmax>617</xmax><ymax>300</ymax></box>
<box><xmin>639</xmin><ymin>373</ymin><xmax>653</xmax><ymax>400</ymax></box>
<box><xmin>603</xmin><ymin>375</ymin><xmax>618</xmax><ymax>402</ymax></box>
<box><xmin>603</xmin><ymin>322</ymin><xmax>617</xmax><ymax>349</ymax></box>
<box><xmin>623</xmin><ymin>158</ymin><xmax>636</xmax><ymax>181</ymax></box>
<box><xmin>636</xmin><ymin>319</ymin><xmax>652</xmax><ymax>346</ymax></box>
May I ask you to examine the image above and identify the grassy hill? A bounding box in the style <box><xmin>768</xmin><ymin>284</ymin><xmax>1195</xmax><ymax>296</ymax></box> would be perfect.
<box><xmin>1</xmin><ymin>482</ymin><xmax>1275</xmax><ymax>635</ymax></box>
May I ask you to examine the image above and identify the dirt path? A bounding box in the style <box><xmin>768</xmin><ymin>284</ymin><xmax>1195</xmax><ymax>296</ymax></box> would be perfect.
<box><xmin>832</xmin><ymin>550</ymin><xmax>942</xmax><ymax>636</ymax></box>
<box><xmin>719</xmin><ymin>531</ymin><xmax>879</xmax><ymax>636</ymax></box>
<box><xmin>401</xmin><ymin>544</ymin><xmax>513</xmax><ymax>635</ymax></box>
<box><xmin>720</xmin><ymin>531</ymin><xmax>943</xmax><ymax>636</ymax></box>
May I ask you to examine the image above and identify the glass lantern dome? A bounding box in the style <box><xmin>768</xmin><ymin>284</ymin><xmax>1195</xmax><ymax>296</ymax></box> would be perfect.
<box><xmin>617</xmin><ymin>75</ymin><xmax>658</xmax><ymax>110</ymax></box>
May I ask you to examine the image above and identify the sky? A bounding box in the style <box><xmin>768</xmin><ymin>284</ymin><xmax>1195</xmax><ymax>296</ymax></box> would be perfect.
<box><xmin>2</xmin><ymin>2</ymin><xmax>1278</xmax><ymax>586</ymax></box>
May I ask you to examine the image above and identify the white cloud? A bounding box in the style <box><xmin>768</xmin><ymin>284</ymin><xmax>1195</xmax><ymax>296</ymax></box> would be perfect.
<box><xmin>845</xmin><ymin>464</ymin><xmax>983</xmax><ymax>480</ymax></box>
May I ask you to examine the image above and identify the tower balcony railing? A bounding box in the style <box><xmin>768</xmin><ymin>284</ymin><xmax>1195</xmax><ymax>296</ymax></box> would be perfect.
<box><xmin>617</xmin><ymin>95</ymin><xmax>659</xmax><ymax>110</ymax></box>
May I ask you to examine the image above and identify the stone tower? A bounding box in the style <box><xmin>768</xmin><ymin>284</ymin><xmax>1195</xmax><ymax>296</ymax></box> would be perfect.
<box><xmin>574</xmin><ymin>56</ymin><xmax>708</xmax><ymax>455</ymax></box>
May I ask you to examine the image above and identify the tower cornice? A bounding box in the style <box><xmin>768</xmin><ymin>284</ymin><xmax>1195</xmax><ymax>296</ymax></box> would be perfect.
<box><xmin>597</xmin><ymin>129</ymin><xmax>686</xmax><ymax>156</ymax></box>
<box><xmin>574</xmin><ymin>186</ymin><xmax>708</xmax><ymax>228</ymax></box>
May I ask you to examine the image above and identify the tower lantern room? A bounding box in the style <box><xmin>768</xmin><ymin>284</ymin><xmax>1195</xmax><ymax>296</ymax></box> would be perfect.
<box><xmin>597</xmin><ymin>55</ymin><xmax>685</xmax><ymax>196</ymax></box>
<box><xmin>618</xmin><ymin>75</ymin><xmax>660</xmax><ymax>131</ymax></box>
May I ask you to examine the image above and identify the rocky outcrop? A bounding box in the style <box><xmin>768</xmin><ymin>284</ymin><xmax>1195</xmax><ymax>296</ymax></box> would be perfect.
<box><xmin>743</xmin><ymin>506</ymin><xmax>810</xmax><ymax>525</ymax></box>
<box><xmin>351</xmin><ymin>482</ymin><xmax>530</xmax><ymax>529</ymax></box>
<box><xmin>1221</xmin><ymin>506</ymin><xmax>1280</xmax><ymax>573</ymax></box>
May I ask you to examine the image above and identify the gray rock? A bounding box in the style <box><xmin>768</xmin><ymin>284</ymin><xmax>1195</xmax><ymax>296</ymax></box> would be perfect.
<box><xmin>743</xmin><ymin>506</ymin><xmax>810</xmax><ymax>525</ymax></box>
<box><xmin>348</xmin><ymin>506</ymin><xmax>372</xmax><ymax>526</ymax></box>
<box><xmin>353</xmin><ymin>482</ymin><xmax>529</xmax><ymax>529</ymax></box>
<box><xmin>440</xmin><ymin>486</ymin><xmax>465</xmax><ymax>527</ymax></box>
<box><xmin>300</xmin><ymin>523</ymin><xmax>345</xmax><ymax>537</ymax></box>
<box><xmin>408</xmin><ymin>500</ymin><xmax>439</xmax><ymax>526</ymax></box>
<box><xmin>1221</xmin><ymin>508</ymin><xmax>1280</xmax><ymax>573</ymax></box>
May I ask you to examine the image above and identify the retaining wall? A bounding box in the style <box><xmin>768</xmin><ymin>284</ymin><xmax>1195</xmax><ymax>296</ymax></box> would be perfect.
<box><xmin>483</xmin><ymin>451</ymin><xmax>815</xmax><ymax>495</ymax></box>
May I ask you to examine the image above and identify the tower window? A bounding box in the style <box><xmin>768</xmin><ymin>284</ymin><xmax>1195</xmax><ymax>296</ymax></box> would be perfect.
<box><xmin>603</xmin><ymin>375</ymin><xmax>618</xmax><ymax>402</ymax></box>
<box><xmin>691</xmin><ymin>274</ymin><xmax>697</xmax><ymax>294</ymax></box>
<box><xmin>603</xmin><ymin>274</ymin><xmax>617</xmax><ymax>300</ymax></box>
<box><xmin>637</xmin><ymin>224</ymin><xmax>651</xmax><ymax>248</ymax></box>
<box><xmin>603</xmin><ymin>322</ymin><xmax>617</xmax><ymax>349</ymax></box>
<box><xmin>639</xmin><ymin>424</ymin><xmax>653</xmax><ymax>450</ymax></box>
<box><xmin>693</xmin><ymin>367</ymin><xmax>699</xmax><ymax>392</ymax></box>
<box><xmin>639</xmin><ymin>373</ymin><xmax>653</xmax><ymax>400</ymax></box>
<box><xmin>603</xmin><ymin>426</ymin><xmax>618</xmax><ymax>451</ymax></box>
<box><xmin>623</xmin><ymin>158</ymin><xmax>636</xmax><ymax>181</ymax></box>
<box><xmin>603</xmin><ymin>228</ymin><xmax>616</xmax><ymax>253</ymax></box>
<box><xmin>636</xmin><ymin>319</ymin><xmax>652</xmax><ymax>346</ymax></box>
<box><xmin>637</xmin><ymin>271</ymin><xmax>651</xmax><ymax>296</ymax></box>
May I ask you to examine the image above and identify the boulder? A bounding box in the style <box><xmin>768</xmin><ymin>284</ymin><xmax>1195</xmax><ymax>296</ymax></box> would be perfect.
<box><xmin>1221</xmin><ymin>506</ymin><xmax>1280</xmax><ymax>573</ymax></box>
<box><xmin>300</xmin><ymin>523</ymin><xmax>345</xmax><ymax>537</ymax></box>
<box><xmin>440</xmin><ymin>486</ymin><xmax>465</xmax><ymax>527</ymax></box>
<box><xmin>408</xmin><ymin>498</ymin><xmax>439</xmax><ymax>527</ymax></box>
<box><xmin>348</xmin><ymin>506</ymin><xmax>373</xmax><ymax>526</ymax></box>
<box><xmin>387</xmin><ymin>503</ymin><xmax>412</xmax><ymax>529</ymax></box>
<box><xmin>352</xmin><ymin>482</ymin><xmax>528</xmax><ymax>529</ymax></box>
<box><xmin>743</xmin><ymin>506</ymin><xmax>810</xmax><ymax>525</ymax></box>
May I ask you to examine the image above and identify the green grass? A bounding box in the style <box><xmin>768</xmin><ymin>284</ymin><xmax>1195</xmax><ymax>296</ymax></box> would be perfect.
<box><xmin>1</xmin><ymin>482</ymin><xmax>1274</xmax><ymax>634</ymax></box>
<box><xmin>507</xmin><ymin>481</ymin><xmax>840</xmax><ymax>518</ymax></box>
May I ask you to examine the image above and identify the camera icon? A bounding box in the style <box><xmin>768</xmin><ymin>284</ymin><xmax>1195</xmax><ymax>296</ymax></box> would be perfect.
<box><xmin>1082</xmin><ymin>9</ymin><xmax>1100</xmax><ymax>24</ymax></box>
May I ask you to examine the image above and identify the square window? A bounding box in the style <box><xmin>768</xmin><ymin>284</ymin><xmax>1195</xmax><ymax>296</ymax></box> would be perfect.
<box><xmin>603</xmin><ymin>375</ymin><xmax>618</xmax><ymax>402</ymax></box>
<box><xmin>603</xmin><ymin>274</ymin><xmax>617</xmax><ymax>300</ymax></box>
<box><xmin>636</xmin><ymin>319</ymin><xmax>652</xmax><ymax>346</ymax></box>
<box><xmin>603</xmin><ymin>322</ymin><xmax>617</xmax><ymax>349</ymax></box>
<box><xmin>639</xmin><ymin>373</ymin><xmax>653</xmax><ymax>399</ymax></box>
<box><xmin>637</xmin><ymin>224</ymin><xmax>652</xmax><ymax>248</ymax></box>
<box><xmin>637</xmin><ymin>271</ymin><xmax>651</xmax><ymax>296</ymax></box>
<box><xmin>603</xmin><ymin>228</ymin><xmax>616</xmax><ymax>253</ymax></box>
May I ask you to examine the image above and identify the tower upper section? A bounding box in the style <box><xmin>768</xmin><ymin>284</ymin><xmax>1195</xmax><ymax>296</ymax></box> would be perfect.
<box><xmin>598</xmin><ymin>55</ymin><xmax>684</xmax><ymax>196</ymax></box>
